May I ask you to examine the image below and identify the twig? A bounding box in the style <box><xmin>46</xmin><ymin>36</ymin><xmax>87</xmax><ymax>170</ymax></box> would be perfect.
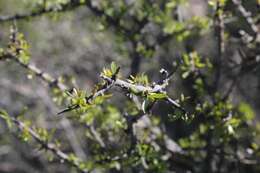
<box><xmin>101</xmin><ymin>75</ymin><xmax>186</xmax><ymax>113</ymax></box>
<box><xmin>16</xmin><ymin>56</ymin><xmax>67</xmax><ymax>90</ymax></box>
<box><xmin>0</xmin><ymin>1</ymin><xmax>85</xmax><ymax>23</ymax></box>
<box><xmin>102</xmin><ymin>75</ymin><xmax>172</xmax><ymax>94</ymax></box>
<box><xmin>213</xmin><ymin>1</ymin><xmax>225</xmax><ymax>92</ymax></box>
<box><xmin>1</xmin><ymin>53</ymin><xmax>67</xmax><ymax>91</ymax></box>
<box><xmin>57</xmin><ymin>67</ymin><xmax>120</xmax><ymax>114</ymax></box>
<box><xmin>84</xmin><ymin>1</ymin><xmax>130</xmax><ymax>35</ymax></box>
<box><xmin>89</xmin><ymin>125</ymin><xmax>106</xmax><ymax>148</ymax></box>
<box><xmin>221</xmin><ymin>77</ymin><xmax>238</xmax><ymax>101</ymax></box>
<box><xmin>232</xmin><ymin>0</ymin><xmax>259</xmax><ymax>42</ymax></box>
<box><xmin>0</xmin><ymin>116</ymin><xmax>89</xmax><ymax>173</ymax></box>
<box><xmin>2</xmin><ymin>52</ymin><xmax>89</xmax><ymax>159</ymax></box>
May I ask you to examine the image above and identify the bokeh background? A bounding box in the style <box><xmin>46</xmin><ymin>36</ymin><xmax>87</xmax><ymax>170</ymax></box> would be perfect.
<box><xmin>0</xmin><ymin>0</ymin><xmax>259</xmax><ymax>172</ymax></box>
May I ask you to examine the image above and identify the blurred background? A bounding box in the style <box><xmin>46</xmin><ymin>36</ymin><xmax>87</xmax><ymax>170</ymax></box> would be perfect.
<box><xmin>0</xmin><ymin>0</ymin><xmax>259</xmax><ymax>172</ymax></box>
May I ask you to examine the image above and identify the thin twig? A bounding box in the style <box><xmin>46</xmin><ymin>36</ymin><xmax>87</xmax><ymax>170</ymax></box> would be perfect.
<box><xmin>1</xmin><ymin>45</ymin><xmax>88</xmax><ymax>160</ymax></box>
<box><xmin>232</xmin><ymin>0</ymin><xmax>259</xmax><ymax>42</ymax></box>
<box><xmin>0</xmin><ymin>116</ymin><xmax>89</xmax><ymax>173</ymax></box>
<box><xmin>213</xmin><ymin>1</ymin><xmax>225</xmax><ymax>92</ymax></box>
<box><xmin>101</xmin><ymin>75</ymin><xmax>186</xmax><ymax>113</ymax></box>
<box><xmin>1</xmin><ymin>53</ymin><xmax>67</xmax><ymax>91</ymax></box>
<box><xmin>0</xmin><ymin>2</ymin><xmax>85</xmax><ymax>23</ymax></box>
<box><xmin>57</xmin><ymin>67</ymin><xmax>120</xmax><ymax>114</ymax></box>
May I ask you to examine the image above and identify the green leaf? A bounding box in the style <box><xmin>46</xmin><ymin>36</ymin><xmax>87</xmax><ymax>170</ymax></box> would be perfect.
<box><xmin>182</xmin><ymin>71</ymin><xmax>190</xmax><ymax>79</ymax></box>
<box><xmin>166</xmin><ymin>1</ymin><xmax>176</xmax><ymax>9</ymax></box>
<box><xmin>163</xmin><ymin>20</ymin><xmax>175</xmax><ymax>34</ymax></box>
<box><xmin>19</xmin><ymin>122</ymin><xmax>32</xmax><ymax>142</ymax></box>
<box><xmin>110</xmin><ymin>61</ymin><xmax>118</xmax><ymax>74</ymax></box>
<box><xmin>0</xmin><ymin>109</ymin><xmax>13</xmax><ymax>128</ymax></box>
<box><xmin>238</xmin><ymin>103</ymin><xmax>255</xmax><ymax>121</ymax></box>
<box><xmin>148</xmin><ymin>92</ymin><xmax>167</xmax><ymax>100</ymax></box>
<box><xmin>227</xmin><ymin>125</ymin><xmax>234</xmax><ymax>135</ymax></box>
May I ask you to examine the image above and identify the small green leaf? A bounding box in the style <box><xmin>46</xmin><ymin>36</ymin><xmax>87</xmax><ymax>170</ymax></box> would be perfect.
<box><xmin>0</xmin><ymin>109</ymin><xmax>13</xmax><ymax>128</ymax></box>
<box><xmin>148</xmin><ymin>92</ymin><xmax>167</xmax><ymax>100</ymax></box>
<box><xmin>182</xmin><ymin>71</ymin><xmax>190</xmax><ymax>79</ymax></box>
<box><xmin>166</xmin><ymin>1</ymin><xmax>176</xmax><ymax>9</ymax></box>
<box><xmin>110</xmin><ymin>61</ymin><xmax>118</xmax><ymax>74</ymax></box>
<box><xmin>238</xmin><ymin>103</ymin><xmax>255</xmax><ymax>120</ymax></box>
<box><xmin>227</xmin><ymin>125</ymin><xmax>234</xmax><ymax>135</ymax></box>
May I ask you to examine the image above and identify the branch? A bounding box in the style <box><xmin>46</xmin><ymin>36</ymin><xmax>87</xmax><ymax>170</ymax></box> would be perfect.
<box><xmin>1</xmin><ymin>51</ymin><xmax>90</xmax><ymax>160</ymax></box>
<box><xmin>57</xmin><ymin>67</ymin><xmax>120</xmax><ymax>114</ymax></box>
<box><xmin>84</xmin><ymin>1</ymin><xmax>131</xmax><ymax>34</ymax></box>
<box><xmin>0</xmin><ymin>0</ymin><xmax>132</xmax><ymax>36</ymax></box>
<box><xmin>232</xmin><ymin>0</ymin><xmax>259</xmax><ymax>42</ymax></box>
<box><xmin>0</xmin><ymin>1</ymin><xmax>85</xmax><ymax>23</ymax></box>
<box><xmin>1</xmin><ymin>53</ymin><xmax>67</xmax><ymax>91</ymax></box>
<box><xmin>213</xmin><ymin>1</ymin><xmax>225</xmax><ymax>92</ymax></box>
<box><xmin>0</xmin><ymin>115</ymin><xmax>89</xmax><ymax>173</ymax></box>
<box><xmin>101</xmin><ymin>74</ymin><xmax>186</xmax><ymax>113</ymax></box>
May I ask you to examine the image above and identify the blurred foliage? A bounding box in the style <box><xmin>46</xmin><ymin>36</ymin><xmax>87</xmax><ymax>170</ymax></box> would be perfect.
<box><xmin>0</xmin><ymin>0</ymin><xmax>260</xmax><ymax>173</ymax></box>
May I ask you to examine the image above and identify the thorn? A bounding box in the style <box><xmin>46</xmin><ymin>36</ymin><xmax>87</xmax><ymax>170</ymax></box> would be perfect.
<box><xmin>57</xmin><ymin>104</ymin><xmax>79</xmax><ymax>115</ymax></box>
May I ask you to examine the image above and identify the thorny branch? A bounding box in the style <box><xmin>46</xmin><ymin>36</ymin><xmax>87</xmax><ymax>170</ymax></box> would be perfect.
<box><xmin>58</xmin><ymin>65</ymin><xmax>187</xmax><ymax>115</ymax></box>
<box><xmin>101</xmin><ymin>74</ymin><xmax>186</xmax><ymax>113</ymax></box>
<box><xmin>1</xmin><ymin>36</ymin><xmax>189</xmax><ymax>168</ymax></box>
<box><xmin>0</xmin><ymin>16</ymin><xmax>190</xmax><ymax>171</ymax></box>
<box><xmin>57</xmin><ymin>67</ymin><xmax>120</xmax><ymax>114</ymax></box>
<box><xmin>0</xmin><ymin>1</ymin><xmax>259</xmax><ymax>172</ymax></box>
